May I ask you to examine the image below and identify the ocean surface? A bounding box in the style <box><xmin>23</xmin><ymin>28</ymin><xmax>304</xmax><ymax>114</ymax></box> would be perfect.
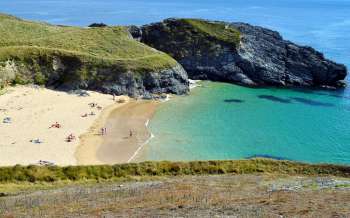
<box><xmin>1</xmin><ymin>0</ymin><xmax>349</xmax><ymax>164</ymax></box>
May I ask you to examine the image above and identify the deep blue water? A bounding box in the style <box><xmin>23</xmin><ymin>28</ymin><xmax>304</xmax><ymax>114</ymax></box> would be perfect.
<box><xmin>1</xmin><ymin>0</ymin><xmax>349</xmax><ymax>164</ymax></box>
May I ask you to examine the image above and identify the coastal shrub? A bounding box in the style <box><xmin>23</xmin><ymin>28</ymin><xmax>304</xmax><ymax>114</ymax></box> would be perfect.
<box><xmin>88</xmin><ymin>23</ymin><xmax>108</xmax><ymax>27</ymax></box>
<box><xmin>0</xmin><ymin>160</ymin><xmax>349</xmax><ymax>184</ymax></box>
<box><xmin>33</xmin><ymin>71</ymin><xmax>47</xmax><ymax>85</ymax></box>
<box><xmin>12</xmin><ymin>74</ymin><xmax>27</xmax><ymax>85</ymax></box>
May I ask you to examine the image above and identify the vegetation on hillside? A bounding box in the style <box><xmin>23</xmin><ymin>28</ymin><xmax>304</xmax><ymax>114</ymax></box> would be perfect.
<box><xmin>181</xmin><ymin>19</ymin><xmax>241</xmax><ymax>46</ymax></box>
<box><xmin>2</xmin><ymin>175</ymin><xmax>350</xmax><ymax>217</ymax></box>
<box><xmin>0</xmin><ymin>14</ymin><xmax>176</xmax><ymax>87</ymax></box>
<box><xmin>0</xmin><ymin>159</ymin><xmax>349</xmax><ymax>184</ymax></box>
<box><xmin>141</xmin><ymin>18</ymin><xmax>241</xmax><ymax>63</ymax></box>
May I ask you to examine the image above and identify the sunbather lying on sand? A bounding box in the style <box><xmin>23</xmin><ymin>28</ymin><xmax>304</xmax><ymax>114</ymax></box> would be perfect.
<box><xmin>30</xmin><ymin>139</ymin><xmax>43</xmax><ymax>144</ymax></box>
<box><xmin>49</xmin><ymin>122</ymin><xmax>61</xmax><ymax>128</ymax></box>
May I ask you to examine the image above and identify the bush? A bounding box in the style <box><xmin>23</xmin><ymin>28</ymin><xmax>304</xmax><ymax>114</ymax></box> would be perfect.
<box><xmin>88</xmin><ymin>23</ymin><xmax>108</xmax><ymax>28</ymax></box>
<box><xmin>34</xmin><ymin>71</ymin><xmax>46</xmax><ymax>85</ymax></box>
<box><xmin>12</xmin><ymin>74</ymin><xmax>27</xmax><ymax>85</ymax></box>
<box><xmin>0</xmin><ymin>160</ymin><xmax>349</xmax><ymax>184</ymax></box>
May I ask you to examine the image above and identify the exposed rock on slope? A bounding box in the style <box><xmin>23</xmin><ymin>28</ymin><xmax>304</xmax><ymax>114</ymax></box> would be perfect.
<box><xmin>0</xmin><ymin>14</ymin><xmax>189</xmax><ymax>97</ymax></box>
<box><xmin>140</xmin><ymin>18</ymin><xmax>347</xmax><ymax>88</ymax></box>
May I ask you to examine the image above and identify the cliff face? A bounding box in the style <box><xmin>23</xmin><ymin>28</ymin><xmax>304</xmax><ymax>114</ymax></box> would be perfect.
<box><xmin>140</xmin><ymin>19</ymin><xmax>347</xmax><ymax>88</ymax></box>
<box><xmin>0</xmin><ymin>56</ymin><xmax>189</xmax><ymax>98</ymax></box>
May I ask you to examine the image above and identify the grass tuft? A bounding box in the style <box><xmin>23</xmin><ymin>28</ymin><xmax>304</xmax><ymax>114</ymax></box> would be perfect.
<box><xmin>181</xmin><ymin>19</ymin><xmax>241</xmax><ymax>46</ymax></box>
<box><xmin>0</xmin><ymin>159</ymin><xmax>349</xmax><ymax>185</ymax></box>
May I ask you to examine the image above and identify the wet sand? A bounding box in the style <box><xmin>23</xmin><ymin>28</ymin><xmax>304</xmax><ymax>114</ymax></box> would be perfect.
<box><xmin>76</xmin><ymin>100</ymin><xmax>158</xmax><ymax>165</ymax></box>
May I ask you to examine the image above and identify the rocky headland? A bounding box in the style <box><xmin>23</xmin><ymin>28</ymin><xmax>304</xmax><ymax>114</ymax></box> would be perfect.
<box><xmin>139</xmin><ymin>18</ymin><xmax>347</xmax><ymax>89</ymax></box>
<box><xmin>0</xmin><ymin>14</ymin><xmax>348</xmax><ymax>98</ymax></box>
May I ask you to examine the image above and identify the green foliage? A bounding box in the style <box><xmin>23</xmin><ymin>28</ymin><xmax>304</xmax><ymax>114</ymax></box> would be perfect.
<box><xmin>12</xmin><ymin>74</ymin><xmax>27</xmax><ymax>85</ymax></box>
<box><xmin>0</xmin><ymin>159</ymin><xmax>349</xmax><ymax>184</ymax></box>
<box><xmin>33</xmin><ymin>71</ymin><xmax>46</xmax><ymax>85</ymax></box>
<box><xmin>182</xmin><ymin>19</ymin><xmax>241</xmax><ymax>47</ymax></box>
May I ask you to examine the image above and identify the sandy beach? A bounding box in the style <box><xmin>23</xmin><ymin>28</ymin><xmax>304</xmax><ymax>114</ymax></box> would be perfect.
<box><xmin>77</xmin><ymin>100</ymin><xmax>158</xmax><ymax>165</ymax></box>
<box><xmin>0</xmin><ymin>85</ymin><xmax>129</xmax><ymax>166</ymax></box>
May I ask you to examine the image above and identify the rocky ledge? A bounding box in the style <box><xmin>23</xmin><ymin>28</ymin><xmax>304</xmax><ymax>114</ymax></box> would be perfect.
<box><xmin>0</xmin><ymin>57</ymin><xmax>189</xmax><ymax>98</ymax></box>
<box><xmin>138</xmin><ymin>18</ymin><xmax>347</xmax><ymax>89</ymax></box>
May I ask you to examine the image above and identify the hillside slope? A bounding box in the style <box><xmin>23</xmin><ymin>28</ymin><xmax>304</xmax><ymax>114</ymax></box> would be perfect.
<box><xmin>0</xmin><ymin>14</ymin><xmax>189</xmax><ymax>97</ymax></box>
<box><xmin>0</xmin><ymin>159</ymin><xmax>350</xmax><ymax>217</ymax></box>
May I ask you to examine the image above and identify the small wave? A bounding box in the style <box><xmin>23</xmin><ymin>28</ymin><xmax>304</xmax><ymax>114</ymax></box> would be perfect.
<box><xmin>160</xmin><ymin>94</ymin><xmax>171</xmax><ymax>102</ymax></box>
<box><xmin>127</xmin><ymin>119</ymin><xmax>155</xmax><ymax>163</ymax></box>
<box><xmin>189</xmin><ymin>79</ymin><xmax>202</xmax><ymax>89</ymax></box>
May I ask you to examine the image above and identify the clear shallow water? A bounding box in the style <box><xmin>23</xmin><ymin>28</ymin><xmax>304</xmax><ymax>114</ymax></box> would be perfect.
<box><xmin>140</xmin><ymin>82</ymin><xmax>350</xmax><ymax>164</ymax></box>
<box><xmin>1</xmin><ymin>0</ymin><xmax>349</xmax><ymax>163</ymax></box>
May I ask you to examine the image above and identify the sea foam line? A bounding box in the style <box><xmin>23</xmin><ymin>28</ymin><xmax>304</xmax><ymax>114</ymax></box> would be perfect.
<box><xmin>127</xmin><ymin>119</ymin><xmax>155</xmax><ymax>163</ymax></box>
<box><xmin>189</xmin><ymin>79</ymin><xmax>201</xmax><ymax>89</ymax></box>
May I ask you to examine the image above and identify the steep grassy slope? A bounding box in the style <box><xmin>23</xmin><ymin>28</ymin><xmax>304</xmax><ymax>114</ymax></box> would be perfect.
<box><xmin>0</xmin><ymin>14</ymin><xmax>188</xmax><ymax>96</ymax></box>
<box><xmin>0</xmin><ymin>14</ymin><xmax>173</xmax><ymax>61</ymax></box>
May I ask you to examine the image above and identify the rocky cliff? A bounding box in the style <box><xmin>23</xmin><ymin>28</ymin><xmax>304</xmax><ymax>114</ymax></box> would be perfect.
<box><xmin>0</xmin><ymin>56</ymin><xmax>189</xmax><ymax>98</ymax></box>
<box><xmin>139</xmin><ymin>18</ymin><xmax>347</xmax><ymax>89</ymax></box>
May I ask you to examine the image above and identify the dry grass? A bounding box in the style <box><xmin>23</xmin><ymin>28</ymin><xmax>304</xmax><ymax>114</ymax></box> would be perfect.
<box><xmin>1</xmin><ymin>174</ymin><xmax>349</xmax><ymax>217</ymax></box>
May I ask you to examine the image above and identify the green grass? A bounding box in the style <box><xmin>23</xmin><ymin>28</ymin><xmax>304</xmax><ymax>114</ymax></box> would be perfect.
<box><xmin>0</xmin><ymin>14</ymin><xmax>177</xmax><ymax>86</ymax></box>
<box><xmin>0</xmin><ymin>159</ymin><xmax>349</xmax><ymax>195</ymax></box>
<box><xmin>181</xmin><ymin>19</ymin><xmax>241</xmax><ymax>46</ymax></box>
<box><xmin>0</xmin><ymin>159</ymin><xmax>349</xmax><ymax>185</ymax></box>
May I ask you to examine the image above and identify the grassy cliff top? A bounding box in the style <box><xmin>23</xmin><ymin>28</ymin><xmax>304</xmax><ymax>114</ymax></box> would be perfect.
<box><xmin>179</xmin><ymin>19</ymin><xmax>241</xmax><ymax>46</ymax></box>
<box><xmin>0</xmin><ymin>14</ymin><xmax>177</xmax><ymax>72</ymax></box>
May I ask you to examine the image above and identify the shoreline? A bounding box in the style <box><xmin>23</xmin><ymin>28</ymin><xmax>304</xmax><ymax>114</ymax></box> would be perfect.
<box><xmin>96</xmin><ymin>100</ymin><xmax>158</xmax><ymax>164</ymax></box>
<box><xmin>74</xmin><ymin>97</ymin><xmax>130</xmax><ymax>165</ymax></box>
<box><xmin>76</xmin><ymin>100</ymin><xmax>158</xmax><ymax>165</ymax></box>
<box><xmin>127</xmin><ymin>119</ymin><xmax>155</xmax><ymax>163</ymax></box>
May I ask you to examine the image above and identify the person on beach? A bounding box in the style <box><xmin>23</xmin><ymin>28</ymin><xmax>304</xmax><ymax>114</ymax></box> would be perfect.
<box><xmin>49</xmin><ymin>122</ymin><xmax>61</xmax><ymax>128</ymax></box>
<box><xmin>66</xmin><ymin>134</ymin><xmax>75</xmax><ymax>142</ymax></box>
<box><xmin>129</xmin><ymin>130</ymin><xmax>133</xmax><ymax>137</ymax></box>
<box><xmin>112</xmin><ymin>93</ymin><xmax>115</xmax><ymax>101</ymax></box>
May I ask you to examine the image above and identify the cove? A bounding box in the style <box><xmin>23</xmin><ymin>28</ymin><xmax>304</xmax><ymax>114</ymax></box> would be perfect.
<box><xmin>139</xmin><ymin>82</ymin><xmax>350</xmax><ymax>164</ymax></box>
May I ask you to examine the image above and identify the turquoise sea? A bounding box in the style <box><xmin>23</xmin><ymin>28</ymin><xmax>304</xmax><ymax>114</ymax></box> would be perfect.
<box><xmin>1</xmin><ymin>0</ymin><xmax>349</xmax><ymax>164</ymax></box>
<box><xmin>140</xmin><ymin>82</ymin><xmax>350</xmax><ymax>164</ymax></box>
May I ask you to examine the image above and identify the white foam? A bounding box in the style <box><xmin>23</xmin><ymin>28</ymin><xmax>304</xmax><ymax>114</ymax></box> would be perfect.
<box><xmin>189</xmin><ymin>79</ymin><xmax>202</xmax><ymax>89</ymax></box>
<box><xmin>161</xmin><ymin>94</ymin><xmax>171</xmax><ymax>102</ymax></box>
<box><xmin>127</xmin><ymin>119</ymin><xmax>155</xmax><ymax>163</ymax></box>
